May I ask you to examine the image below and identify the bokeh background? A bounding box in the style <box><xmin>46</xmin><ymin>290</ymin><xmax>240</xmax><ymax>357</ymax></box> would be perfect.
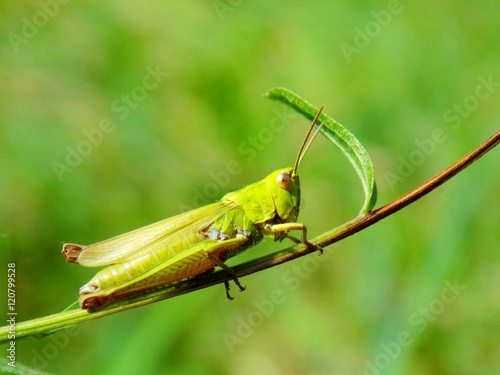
<box><xmin>1</xmin><ymin>1</ymin><xmax>499</xmax><ymax>374</ymax></box>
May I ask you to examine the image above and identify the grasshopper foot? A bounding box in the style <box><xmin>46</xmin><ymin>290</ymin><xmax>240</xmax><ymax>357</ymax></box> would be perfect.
<box><xmin>223</xmin><ymin>278</ymin><xmax>246</xmax><ymax>301</ymax></box>
<box><xmin>226</xmin><ymin>274</ymin><xmax>245</xmax><ymax>296</ymax></box>
<box><xmin>233</xmin><ymin>278</ymin><xmax>246</xmax><ymax>292</ymax></box>
<box><xmin>305</xmin><ymin>241</ymin><xmax>323</xmax><ymax>255</ymax></box>
<box><xmin>224</xmin><ymin>281</ymin><xmax>235</xmax><ymax>300</ymax></box>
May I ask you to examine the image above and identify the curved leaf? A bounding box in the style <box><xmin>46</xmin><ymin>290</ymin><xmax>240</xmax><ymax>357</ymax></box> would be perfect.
<box><xmin>265</xmin><ymin>87</ymin><xmax>377</xmax><ymax>214</ymax></box>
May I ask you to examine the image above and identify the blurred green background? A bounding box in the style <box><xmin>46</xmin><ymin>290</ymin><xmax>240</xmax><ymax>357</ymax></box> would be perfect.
<box><xmin>1</xmin><ymin>1</ymin><xmax>499</xmax><ymax>374</ymax></box>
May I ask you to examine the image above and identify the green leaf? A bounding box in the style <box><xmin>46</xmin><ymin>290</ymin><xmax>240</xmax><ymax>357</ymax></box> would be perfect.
<box><xmin>265</xmin><ymin>87</ymin><xmax>377</xmax><ymax>214</ymax></box>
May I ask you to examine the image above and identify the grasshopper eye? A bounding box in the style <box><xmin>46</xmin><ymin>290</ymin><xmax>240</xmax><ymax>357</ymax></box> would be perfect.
<box><xmin>276</xmin><ymin>171</ymin><xmax>290</xmax><ymax>190</ymax></box>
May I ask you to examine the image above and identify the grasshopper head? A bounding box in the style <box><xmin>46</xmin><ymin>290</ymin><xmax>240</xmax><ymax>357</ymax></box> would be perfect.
<box><xmin>265</xmin><ymin>167</ymin><xmax>300</xmax><ymax>223</ymax></box>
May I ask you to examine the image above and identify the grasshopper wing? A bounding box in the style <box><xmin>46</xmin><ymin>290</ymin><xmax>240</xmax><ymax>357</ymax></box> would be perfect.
<box><xmin>72</xmin><ymin>201</ymin><xmax>236</xmax><ymax>267</ymax></box>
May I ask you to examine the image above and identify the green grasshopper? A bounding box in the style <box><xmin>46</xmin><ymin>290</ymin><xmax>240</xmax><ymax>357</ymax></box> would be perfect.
<box><xmin>62</xmin><ymin>108</ymin><xmax>324</xmax><ymax>312</ymax></box>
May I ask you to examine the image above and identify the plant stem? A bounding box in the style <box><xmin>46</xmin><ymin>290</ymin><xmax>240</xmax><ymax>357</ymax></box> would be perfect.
<box><xmin>1</xmin><ymin>130</ymin><xmax>498</xmax><ymax>343</ymax></box>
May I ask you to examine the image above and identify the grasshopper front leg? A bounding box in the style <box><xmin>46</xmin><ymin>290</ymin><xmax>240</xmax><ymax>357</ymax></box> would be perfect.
<box><xmin>267</xmin><ymin>223</ymin><xmax>323</xmax><ymax>254</ymax></box>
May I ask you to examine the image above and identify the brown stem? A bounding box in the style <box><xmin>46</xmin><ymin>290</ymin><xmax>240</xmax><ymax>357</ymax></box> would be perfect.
<box><xmin>177</xmin><ymin>129</ymin><xmax>500</xmax><ymax>287</ymax></box>
<box><xmin>1</xmin><ymin>130</ymin><xmax>498</xmax><ymax>342</ymax></box>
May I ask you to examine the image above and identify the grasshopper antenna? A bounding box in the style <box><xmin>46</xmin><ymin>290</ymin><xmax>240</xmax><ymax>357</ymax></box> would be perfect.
<box><xmin>292</xmin><ymin>106</ymin><xmax>325</xmax><ymax>176</ymax></box>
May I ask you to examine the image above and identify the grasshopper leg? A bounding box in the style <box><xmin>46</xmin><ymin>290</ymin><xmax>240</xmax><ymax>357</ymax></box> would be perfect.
<box><xmin>270</xmin><ymin>223</ymin><xmax>323</xmax><ymax>254</ymax></box>
<box><xmin>204</xmin><ymin>250</ymin><xmax>246</xmax><ymax>300</ymax></box>
<box><xmin>223</xmin><ymin>281</ymin><xmax>234</xmax><ymax>300</ymax></box>
<box><xmin>304</xmin><ymin>239</ymin><xmax>323</xmax><ymax>255</ymax></box>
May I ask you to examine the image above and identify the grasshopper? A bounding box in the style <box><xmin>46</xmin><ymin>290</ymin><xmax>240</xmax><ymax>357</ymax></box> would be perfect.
<box><xmin>62</xmin><ymin>108</ymin><xmax>324</xmax><ymax>312</ymax></box>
